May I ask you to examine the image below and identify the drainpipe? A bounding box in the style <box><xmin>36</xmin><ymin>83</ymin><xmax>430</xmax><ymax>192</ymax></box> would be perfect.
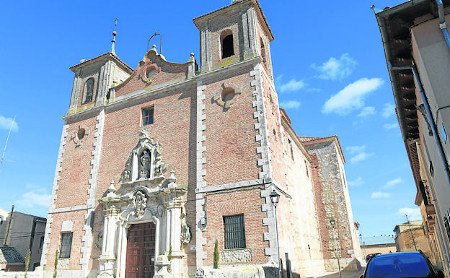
<box><xmin>436</xmin><ymin>0</ymin><xmax>450</xmax><ymax>50</ymax></box>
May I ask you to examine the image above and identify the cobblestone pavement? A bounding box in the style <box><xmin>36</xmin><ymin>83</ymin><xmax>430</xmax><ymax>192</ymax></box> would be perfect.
<box><xmin>316</xmin><ymin>267</ymin><xmax>365</xmax><ymax>278</ymax></box>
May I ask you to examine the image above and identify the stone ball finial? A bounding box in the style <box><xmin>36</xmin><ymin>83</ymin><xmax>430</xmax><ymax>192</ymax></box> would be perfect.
<box><xmin>108</xmin><ymin>180</ymin><xmax>116</xmax><ymax>193</ymax></box>
<box><xmin>168</xmin><ymin>170</ymin><xmax>177</xmax><ymax>183</ymax></box>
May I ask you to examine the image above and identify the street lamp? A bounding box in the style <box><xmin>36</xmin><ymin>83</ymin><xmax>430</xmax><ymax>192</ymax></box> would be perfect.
<box><xmin>330</xmin><ymin>219</ymin><xmax>342</xmax><ymax>278</ymax></box>
<box><xmin>270</xmin><ymin>190</ymin><xmax>281</xmax><ymax>278</ymax></box>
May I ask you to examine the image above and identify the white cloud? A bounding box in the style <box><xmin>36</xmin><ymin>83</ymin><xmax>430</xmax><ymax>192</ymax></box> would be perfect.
<box><xmin>384</xmin><ymin>123</ymin><xmax>399</xmax><ymax>130</ymax></box>
<box><xmin>350</xmin><ymin>152</ymin><xmax>374</xmax><ymax>163</ymax></box>
<box><xmin>347</xmin><ymin>145</ymin><xmax>366</xmax><ymax>154</ymax></box>
<box><xmin>358</xmin><ymin>106</ymin><xmax>376</xmax><ymax>118</ymax></box>
<box><xmin>346</xmin><ymin>145</ymin><xmax>375</xmax><ymax>164</ymax></box>
<box><xmin>384</xmin><ymin>177</ymin><xmax>402</xmax><ymax>188</ymax></box>
<box><xmin>280</xmin><ymin>100</ymin><xmax>301</xmax><ymax>110</ymax></box>
<box><xmin>371</xmin><ymin>191</ymin><xmax>391</xmax><ymax>199</ymax></box>
<box><xmin>348</xmin><ymin>177</ymin><xmax>364</xmax><ymax>187</ymax></box>
<box><xmin>322</xmin><ymin>78</ymin><xmax>384</xmax><ymax>115</ymax></box>
<box><xmin>382</xmin><ymin>103</ymin><xmax>396</xmax><ymax>118</ymax></box>
<box><xmin>312</xmin><ymin>53</ymin><xmax>357</xmax><ymax>80</ymax></box>
<box><xmin>398</xmin><ymin>207</ymin><xmax>422</xmax><ymax>220</ymax></box>
<box><xmin>278</xmin><ymin>78</ymin><xmax>306</xmax><ymax>93</ymax></box>
<box><xmin>0</xmin><ymin>115</ymin><xmax>18</xmax><ymax>132</ymax></box>
<box><xmin>17</xmin><ymin>191</ymin><xmax>51</xmax><ymax>208</ymax></box>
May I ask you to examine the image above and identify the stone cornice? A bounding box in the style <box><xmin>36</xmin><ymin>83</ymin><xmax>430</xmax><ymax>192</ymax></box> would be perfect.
<box><xmin>63</xmin><ymin>57</ymin><xmax>260</xmax><ymax>123</ymax></box>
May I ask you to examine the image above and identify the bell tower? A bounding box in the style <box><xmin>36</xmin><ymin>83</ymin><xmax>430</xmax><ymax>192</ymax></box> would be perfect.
<box><xmin>193</xmin><ymin>0</ymin><xmax>274</xmax><ymax>80</ymax></box>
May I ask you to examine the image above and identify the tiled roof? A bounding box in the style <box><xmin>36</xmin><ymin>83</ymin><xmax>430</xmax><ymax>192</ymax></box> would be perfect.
<box><xmin>0</xmin><ymin>246</ymin><xmax>25</xmax><ymax>264</ymax></box>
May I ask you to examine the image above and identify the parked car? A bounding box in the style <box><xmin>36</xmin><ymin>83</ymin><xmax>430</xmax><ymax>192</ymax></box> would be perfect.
<box><xmin>365</xmin><ymin>253</ymin><xmax>381</xmax><ymax>263</ymax></box>
<box><xmin>361</xmin><ymin>251</ymin><xmax>444</xmax><ymax>278</ymax></box>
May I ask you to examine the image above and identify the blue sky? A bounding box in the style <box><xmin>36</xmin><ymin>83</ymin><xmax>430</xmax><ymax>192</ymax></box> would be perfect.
<box><xmin>0</xmin><ymin>0</ymin><xmax>418</xmax><ymax>242</ymax></box>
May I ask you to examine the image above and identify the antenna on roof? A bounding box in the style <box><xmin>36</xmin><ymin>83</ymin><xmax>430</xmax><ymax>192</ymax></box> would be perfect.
<box><xmin>111</xmin><ymin>18</ymin><xmax>119</xmax><ymax>55</ymax></box>
<box><xmin>0</xmin><ymin>116</ymin><xmax>16</xmax><ymax>169</ymax></box>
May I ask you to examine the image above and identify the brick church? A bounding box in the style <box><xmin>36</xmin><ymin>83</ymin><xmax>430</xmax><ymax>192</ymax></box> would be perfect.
<box><xmin>40</xmin><ymin>0</ymin><xmax>362</xmax><ymax>277</ymax></box>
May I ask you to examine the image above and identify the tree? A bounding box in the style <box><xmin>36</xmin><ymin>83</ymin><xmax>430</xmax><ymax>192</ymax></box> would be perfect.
<box><xmin>213</xmin><ymin>239</ymin><xmax>219</xmax><ymax>269</ymax></box>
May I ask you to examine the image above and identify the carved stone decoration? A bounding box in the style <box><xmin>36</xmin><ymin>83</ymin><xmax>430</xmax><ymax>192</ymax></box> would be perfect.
<box><xmin>195</xmin><ymin>268</ymin><xmax>205</xmax><ymax>278</ymax></box>
<box><xmin>180</xmin><ymin>213</ymin><xmax>191</xmax><ymax>245</ymax></box>
<box><xmin>120</xmin><ymin>131</ymin><xmax>167</xmax><ymax>183</ymax></box>
<box><xmin>58</xmin><ymin>258</ymin><xmax>70</xmax><ymax>269</ymax></box>
<box><xmin>70</xmin><ymin>126</ymin><xmax>89</xmax><ymax>147</ymax></box>
<box><xmin>212</xmin><ymin>82</ymin><xmax>242</xmax><ymax>110</ymax></box>
<box><xmin>139</xmin><ymin>149</ymin><xmax>152</xmax><ymax>179</ymax></box>
<box><xmin>139</xmin><ymin>63</ymin><xmax>161</xmax><ymax>85</ymax></box>
<box><xmin>220</xmin><ymin>249</ymin><xmax>252</xmax><ymax>264</ymax></box>
<box><xmin>133</xmin><ymin>191</ymin><xmax>148</xmax><ymax>219</ymax></box>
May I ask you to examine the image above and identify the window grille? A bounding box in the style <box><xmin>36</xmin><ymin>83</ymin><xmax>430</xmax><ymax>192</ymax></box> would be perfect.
<box><xmin>223</xmin><ymin>214</ymin><xmax>246</xmax><ymax>249</ymax></box>
<box><xmin>445</xmin><ymin>213</ymin><xmax>450</xmax><ymax>243</ymax></box>
<box><xmin>142</xmin><ymin>107</ymin><xmax>154</xmax><ymax>126</ymax></box>
<box><xmin>60</xmin><ymin>232</ymin><xmax>73</xmax><ymax>258</ymax></box>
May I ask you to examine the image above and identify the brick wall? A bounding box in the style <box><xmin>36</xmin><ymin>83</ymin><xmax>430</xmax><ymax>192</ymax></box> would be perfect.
<box><xmin>202</xmin><ymin>68</ymin><xmax>260</xmax><ymax>186</ymax></box>
<box><xmin>203</xmin><ymin>188</ymin><xmax>268</xmax><ymax>266</ymax></box>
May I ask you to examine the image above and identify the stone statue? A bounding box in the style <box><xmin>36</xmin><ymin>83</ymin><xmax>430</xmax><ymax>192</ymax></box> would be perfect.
<box><xmin>139</xmin><ymin>149</ymin><xmax>152</xmax><ymax>179</ymax></box>
<box><xmin>180</xmin><ymin>213</ymin><xmax>191</xmax><ymax>245</ymax></box>
<box><xmin>133</xmin><ymin>191</ymin><xmax>147</xmax><ymax>219</ymax></box>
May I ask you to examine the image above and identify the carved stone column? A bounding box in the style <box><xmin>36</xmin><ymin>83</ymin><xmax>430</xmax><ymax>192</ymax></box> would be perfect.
<box><xmin>98</xmin><ymin>182</ymin><xmax>121</xmax><ymax>278</ymax></box>
<box><xmin>154</xmin><ymin>171</ymin><xmax>189</xmax><ymax>278</ymax></box>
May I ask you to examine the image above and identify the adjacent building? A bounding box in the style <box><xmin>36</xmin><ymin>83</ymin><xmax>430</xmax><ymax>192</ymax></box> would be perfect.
<box><xmin>394</xmin><ymin>220</ymin><xmax>436</xmax><ymax>264</ymax></box>
<box><xmin>375</xmin><ymin>0</ymin><xmax>450</xmax><ymax>274</ymax></box>
<box><xmin>40</xmin><ymin>0</ymin><xmax>361</xmax><ymax>277</ymax></box>
<box><xmin>0</xmin><ymin>208</ymin><xmax>47</xmax><ymax>271</ymax></box>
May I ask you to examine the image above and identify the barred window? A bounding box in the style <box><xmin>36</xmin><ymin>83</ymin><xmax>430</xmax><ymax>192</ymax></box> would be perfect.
<box><xmin>444</xmin><ymin>214</ymin><xmax>450</xmax><ymax>242</ymax></box>
<box><xmin>142</xmin><ymin>107</ymin><xmax>154</xmax><ymax>126</ymax></box>
<box><xmin>60</xmin><ymin>232</ymin><xmax>73</xmax><ymax>258</ymax></box>
<box><xmin>223</xmin><ymin>214</ymin><xmax>246</xmax><ymax>249</ymax></box>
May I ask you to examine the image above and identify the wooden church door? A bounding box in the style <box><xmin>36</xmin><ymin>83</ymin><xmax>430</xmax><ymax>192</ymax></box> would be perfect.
<box><xmin>126</xmin><ymin>223</ymin><xmax>156</xmax><ymax>278</ymax></box>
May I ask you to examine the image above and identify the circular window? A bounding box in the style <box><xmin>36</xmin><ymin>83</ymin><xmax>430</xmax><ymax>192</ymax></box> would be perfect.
<box><xmin>77</xmin><ymin>128</ymin><xmax>86</xmax><ymax>140</ymax></box>
<box><xmin>146</xmin><ymin>67</ymin><xmax>156</xmax><ymax>79</ymax></box>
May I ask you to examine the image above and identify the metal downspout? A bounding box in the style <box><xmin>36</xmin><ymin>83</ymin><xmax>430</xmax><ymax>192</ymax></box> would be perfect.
<box><xmin>436</xmin><ymin>0</ymin><xmax>450</xmax><ymax>50</ymax></box>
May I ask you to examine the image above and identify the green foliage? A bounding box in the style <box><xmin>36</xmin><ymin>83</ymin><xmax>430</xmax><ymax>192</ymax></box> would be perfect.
<box><xmin>213</xmin><ymin>239</ymin><xmax>219</xmax><ymax>269</ymax></box>
<box><xmin>53</xmin><ymin>250</ymin><xmax>59</xmax><ymax>278</ymax></box>
<box><xmin>24</xmin><ymin>250</ymin><xmax>31</xmax><ymax>277</ymax></box>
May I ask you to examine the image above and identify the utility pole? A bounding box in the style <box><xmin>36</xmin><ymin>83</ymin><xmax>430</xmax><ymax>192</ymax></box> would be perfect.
<box><xmin>405</xmin><ymin>214</ymin><xmax>418</xmax><ymax>251</ymax></box>
<box><xmin>3</xmin><ymin>205</ymin><xmax>14</xmax><ymax>246</ymax></box>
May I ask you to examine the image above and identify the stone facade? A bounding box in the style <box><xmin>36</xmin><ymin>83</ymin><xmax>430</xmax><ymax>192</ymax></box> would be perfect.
<box><xmin>38</xmin><ymin>1</ymin><xmax>360</xmax><ymax>277</ymax></box>
<box><xmin>302</xmin><ymin>137</ymin><xmax>363</xmax><ymax>271</ymax></box>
